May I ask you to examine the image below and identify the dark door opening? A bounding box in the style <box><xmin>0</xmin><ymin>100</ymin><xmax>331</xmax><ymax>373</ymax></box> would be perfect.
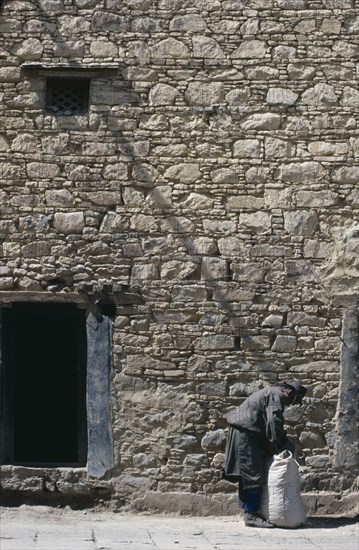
<box><xmin>1</xmin><ymin>303</ymin><xmax>87</xmax><ymax>466</ymax></box>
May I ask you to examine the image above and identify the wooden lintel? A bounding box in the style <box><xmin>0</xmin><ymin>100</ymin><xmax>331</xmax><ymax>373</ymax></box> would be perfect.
<box><xmin>0</xmin><ymin>291</ymin><xmax>142</xmax><ymax>306</ymax></box>
<box><xmin>0</xmin><ymin>292</ymin><xmax>89</xmax><ymax>305</ymax></box>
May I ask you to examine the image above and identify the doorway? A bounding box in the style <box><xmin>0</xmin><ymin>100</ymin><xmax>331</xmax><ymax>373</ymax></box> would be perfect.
<box><xmin>1</xmin><ymin>303</ymin><xmax>87</xmax><ymax>466</ymax></box>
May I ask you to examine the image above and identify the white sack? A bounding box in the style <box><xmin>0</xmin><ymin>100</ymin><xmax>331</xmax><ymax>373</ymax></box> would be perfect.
<box><xmin>260</xmin><ymin>450</ymin><xmax>306</xmax><ymax>528</ymax></box>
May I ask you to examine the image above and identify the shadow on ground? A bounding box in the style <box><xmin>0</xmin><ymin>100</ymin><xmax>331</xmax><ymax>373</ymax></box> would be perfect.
<box><xmin>304</xmin><ymin>517</ymin><xmax>359</xmax><ymax>529</ymax></box>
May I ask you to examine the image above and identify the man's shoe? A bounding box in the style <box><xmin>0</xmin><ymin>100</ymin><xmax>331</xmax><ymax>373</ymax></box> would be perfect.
<box><xmin>243</xmin><ymin>512</ymin><xmax>274</xmax><ymax>528</ymax></box>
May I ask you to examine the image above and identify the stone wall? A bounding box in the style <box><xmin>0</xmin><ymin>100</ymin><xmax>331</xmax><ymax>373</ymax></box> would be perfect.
<box><xmin>0</xmin><ymin>0</ymin><xmax>358</xmax><ymax>516</ymax></box>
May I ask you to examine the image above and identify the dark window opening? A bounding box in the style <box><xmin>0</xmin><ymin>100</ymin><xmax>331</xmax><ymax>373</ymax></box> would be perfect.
<box><xmin>46</xmin><ymin>78</ymin><xmax>90</xmax><ymax>115</ymax></box>
<box><xmin>0</xmin><ymin>303</ymin><xmax>87</xmax><ymax>467</ymax></box>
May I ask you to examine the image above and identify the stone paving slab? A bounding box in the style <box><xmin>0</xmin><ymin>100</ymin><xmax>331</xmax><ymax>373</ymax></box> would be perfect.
<box><xmin>0</xmin><ymin>506</ymin><xmax>358</xmax><ymax>550</ymax></box>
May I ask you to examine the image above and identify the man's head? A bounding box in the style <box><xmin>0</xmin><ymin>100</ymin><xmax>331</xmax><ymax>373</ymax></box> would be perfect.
<box><xmin>281</xmin><ymin>380</ymin><xmax>307</xmax><ymax>406</ymax></box>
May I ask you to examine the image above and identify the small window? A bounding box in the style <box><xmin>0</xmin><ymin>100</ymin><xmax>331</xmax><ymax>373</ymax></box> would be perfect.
<box><xmin>46</xmin><ymin>78</ymin><xmax>90</xmax><ymax>115</ymax></box>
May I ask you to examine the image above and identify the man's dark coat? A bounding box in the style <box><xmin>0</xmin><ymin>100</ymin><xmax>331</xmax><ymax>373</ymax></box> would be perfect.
<box><xmin>222</xmin><ymin>386</ymin><xmax>293</xmax><ymax>490</ymax></box>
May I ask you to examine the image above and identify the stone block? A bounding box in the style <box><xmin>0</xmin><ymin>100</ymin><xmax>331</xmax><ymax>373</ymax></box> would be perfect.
<box><xmin>241</xmin><ymin>335</ymin><xmax>271</xmax><ymax>351</ymax></box>
<box><xmin>160</xmin><ymin>216</ymin><xmax>194</xmax><ymax>234</ymax></box>
<box><xmin>315</xmin><ymin>337</ymin><xmax>341</xmax><ymax>351</ymax></box>
<box><xmin>0</xmin><ymin>266</ymin><xmax>12</xmax><ymax>277</ymax></box>
<box><xmin>193</xmin><ymin>36</ymin><xmax>225</xmax><ymax>59</ymax></box>
<box><xmin>100</xmin><ymin>212</ymin><xmax>129</xmax><ymax>232</ymax></box>
<box><xmin>342</xmin><ymin>86</ymin><xmax>359</xmax><ymax>107</ymax></box>
<box><xmin>132</xmin><ymin>163</ymin><xmax>158</xmax><ymax>183</ymax></box>
<box><xmin>197</xmin><ymin>382</ymin><xmax>231</xmax><ymax>396</ymax></box>
<box><xmin>151</xmin><ymin>38</ymin><xmax>190</xmax><ymax>59</ymax></box>
<box><xmin>130</xmin><ymin>214</ymin><xmax>158</xmax><ymax>232</ymax></box>
<box><xmin>89</xmin><ymin>40</ymin><xmax>118</xmax><ymax>57</ymax></box>
<box><xmin>239</xmin><ymin>212</ymin><xmax>271</xmax><ymax>232</ymax></box>
<box><xmin>11</xmin><ymin>134</ymin><xmax>41</xmax><ymax>153</ymax></box>
<box><xmin>0</xmin><ymin>277</ymin><xmax>14</xmax><ymax>290</ymax></box>
<box><xmin>308</xmin><ymin>141</ymin><xmax>349</xmax><ymax>157</ymax></box>
<box><xmin>172</xmin><ymin>435</ymin><xmax>199</xmax><ymax>451</ymax></box>
<box><xmin>93</xmin><ymin>11</ymin><xmax>129</xmax><ymax>31</ymax></box>
<box><xmin>278</xmin><ymin>161</ymin><xmax>325</xmax><ymax>183</ymax></box>
<box><xmin>164</xmin><ymin>163</ymin><xmax>201</xmax><ymax>183</ymax></box>
<box><xmin>232</xmin><ymin>262</ymin><xmax>265</xmax><ymax>283</ymax></box>
<box><xmin>131</xmin><ymin>16</ymin><xmax>162</xmax><ymax>32</ymax></box>
<box><xmin>265</xmin><ymin>138</ymin><xmax>292</xmax><ymax>159</ymax></box>
<box><xmin>21</xmin><ymin>241</ymin><xmax>51</xmax><ymax>257</ymax></box>
<box><xmin>88</xmin><ymin>192</ymin><xmax>121</xmax><ymax>206</ymax></box>
<box><xmin>23</xmin><ymin>18</ymin><xmax>56</xmax><ymax>33</ymax></box>
<box><xmin>273</xmin><ymin>45</ymin><xmax>296</xmax><ymax>59</ymax></box>
<box><xmin>305</xmin><ymin>455</ymin><xmax>331</xmax><ymax>468</ymax></box>
<box><xmin>331</xmin><ymin>166</ymin><xmax>359</xmax><ymax>184</ymax></box>
<box><xmin>131</xmin><ymin>264</ymin><xmax>160</xmax><ymax>282</ymax></box>
<box><xmin>322</xmin><ymin>0</ymin><xmax>352</xmax><ymax>6</ymax></box>
<box><xmin>284</xmin><ymin>210</ymin><xmax>318</xmax><ymax>236</ymax></box>
<box><xmin>170</xmin><ymin>15</ymin><xmax>207</xmax><ymax>32</ymax></box>
<box><xmin>53</xmin><ymin>212</ymin><xmax>85</xmax><ymax>234</ymax></box>
<box><xmin>172</xmin><ymin>285</ymin><xmax>207</xmax><ymax>302</ymax></box>
<box><xmin>266</xmin><ymin>88</ymin><xmax>298</xmax><ymax>105</ymax></box>
<box><xmin>149</xmin><ymin>83</ymin><xmax>179</xmax><ymax>106</ymax></box>
<box><xmin>201</xmin><ymin>257</ymin><xmax>228</xmax><ymax>280</ymax></box>
<box><xmin>261</xmin><ymin>315</ymin><xmax>283</xmax><ymax>328</ymax></box>
<box><xmin>271</xmin><ymin>335</ymin><xmax>297</xmax><ymax>352</ymax></box>
<box><xmin>38</xmin><ymin>1</ymin><xmax>65</xmax><ymax>11</ymax></box>
<box><xmin>347</xmin><ymin>187</ymin><xmax>359</xmax><ymax>207</ymax></box>
<box><xmin>123</xmin><ymin>67</ymin><xmax>158</xmax><ymax>82</ymax></box>
<box><xmin>302</xmin><ymin>83</ymin><xmax>338</xmax><ymax>106</ymax></box>
<box><xmin>185</xmin><ymin>237</ymin><xmax>217</xmax><ymax>255</ymax></box>
<box><xmin>184</xmin><ymin>82</ymin><xmax>224</xmax><ymax>106</ymax></box>
<box><xmin>240</xmin><ymin>17</ymin><xmax>259</xmax><ymax>35</ymax></box>
<box><xmin>240</xmin><ymin>113</ymin><xmax>281</xmax><ymax>131</ymax></box>
<box><xmin>146</xmin><ymin>187</ymin><xmax>173</xmax><ymax>208</ymax></box>
<box><xmin>82</xmin><ymin>142</ymin><xmax>116</xmax><ymax>156</ymax></box>
<box><xmin>226</xmin><ymin>88</ymin><xmax>250</xmax><ymax>104</ymax></box>
<box><xmin>231</xmin><ymin>40</ymin><xmax>267</xmax><ymax>58</ymax></box>
<box><xmin>19</xmin><ymin>215</ymin><xmax>49</xmax><ymax>232</ymax></box>
<box><xmin>161</xmin><ymin>260</ymin><xmax>199</xmax><ymax>280</ymax></box>
<box><xmin>287</xmin><ymin>64</ymin><xmax>316</xmax><ymax>80</ymax></box>
<box><xmin>203</xmin><ymin>219</ymin><xmax>236</xmax><ymax>234</ymax></box>
<box><xmin>294</xmin><ymin>18</ymin><xmax>316</xmax><ymax>34</ymax></box>
<box><xmin>181</xmin><ymin>193</ymin><xmax>214</xmax><ymax>210</ymax></box>
<box><xmin>212</xmin><ymin>284</ymin><xmax>254</xmax><ymax>301</ymax></box>
<box><xmin>233</xmin><ymin>139</ymin><xmax>261</xmax><ymax>158</ymax></box>
<box><xmin>140</xmin><ymin>114</ymin><xmax>168</xmax><ymax>131</ymax></box>
<box><xmin>295</xmin><ymin>190</ymin><xmax>338</xmax><ymax>207</ymax></box>
<box><xmin>26</xmin><ymin>162</ymin><xmax>60</xmax><ymax>179</ymax></box>
<box><xmin>183</xmin><ymin>454</ymin><xmax>209</xmax><ymax>467</ymax></box>
<box><xmin>201</xmin><ymin>429</ymin><xmax>226</xmax><ymax>450</ymax></box>
<box><xmin>53</xmin><ymin>40</ymin><xmax>85</xmax><ymax>57</ymax></box>
<box><xmin>210</xmin><ymin>168</ymin><xmax>237</xmax><ymax>184</ymax></box>
<box><xmin>285</xmin><ymin>260</ymin><xmax>318</xmax><ymax>282</ymax></box>
<box><xmin>41</xmin><ymin>134</ymin><xmax>70</xmax><ymax>155</ymax></box>
<box><xmin>0</xmin><ymin>135</ymin><xmax>10</xmax><ymax>151</ymax></box>
<box><xmin>114</xmin><ymin>475</ymin><xmax>154</xmax><ymax>494</ymax></box>
<box><xmin>217</xmin><ymin>237</ymin><xmax>244</xmax><ymax>257</ymax></box>
<box><xmin>14</xmin><ymin>38</ymin><xmax>43</xmax><ymax>60</ymax></box>
<box><xmin>45</xmin><ymin>190</ymin><xmax>74</xmax><ymax>207</ymax></box>
<box><xmin>17</xmin><ymin>277</ymin><xmax>41</xmax><ymax>291</ymax></box>
<box><xmin>194</xmin><ymin>335</ymin><xmax>235</xmax><ymax>351</ymax></box>
<box><xmin>0</xmin><ymin>220</ymin><xmax>16</xmax><ymax>234</ymax></box>
<box><xmin>289</xmin><ymin>360</ymin><xmax>338</xmax><ymax>374</ymax></box>
<box><xmin>303</xmin><ymin>240</ymin><xmax>334</xmax><ymax>259</ymax></box>
<box><xmin>227</xmin><ymin>195</ymin><xmax>265</xmax><ymax>210</ymax></box>
<box><xmin>153</xmin><ymin>143</ymin><xmax>188</xmax><ymax>156</ymax></box>
<box><xmin>153</xmin><ymin>311</ymin><xmax>197</xmax><ymax>323</ymax></box>
<box><xmin>0</xmin><ymin>67</ymin><xmax>21</xmax><ymax>82</ymax></box>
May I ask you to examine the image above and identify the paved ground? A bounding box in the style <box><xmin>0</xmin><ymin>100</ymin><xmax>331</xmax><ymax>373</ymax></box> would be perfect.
<box><xmin>0</xmin><ymin>506</ymin><xmax>358</xmax><ymax>550</ymax></box>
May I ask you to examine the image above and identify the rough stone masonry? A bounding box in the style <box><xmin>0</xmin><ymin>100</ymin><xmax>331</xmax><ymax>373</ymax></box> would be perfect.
<box><xmin>0</xmin><ymin>0</ymin><xmax>358</xmax><ymax>516</ymax></box>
